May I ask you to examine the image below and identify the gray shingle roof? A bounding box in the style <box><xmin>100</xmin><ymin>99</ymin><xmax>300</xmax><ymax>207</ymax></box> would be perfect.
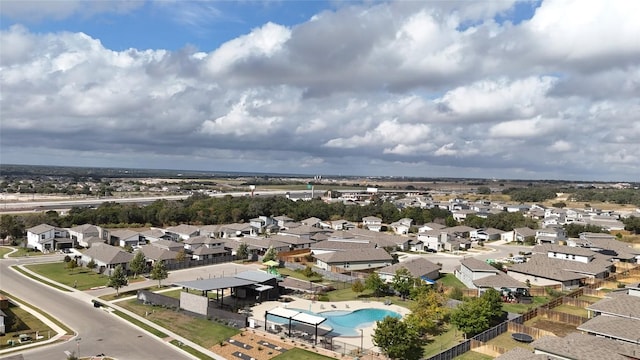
<box><xmin>507</xmin><ymin>253</ymin><xmax>611</xmax><ymax>281</ymax></box>
<box><xmin>532</xmin><ymin>332</ymin><xmax>638</xmax><ymax>360</ymax></box>
<box><xmin>27</xmin><ymin>223</ymin><xmax>54</xmax><ymax>234</ymax></box>
<box><xmin>578</xmin><ymin>315</ymin><xmax>640</xmax><ymax>342</ymax></box>
<box><xmin>376</xmin><ymin>257</ymin><xmax>440</xmax><ymax>278</ymax></box>
<box><xmin>460</xmin><ymin>257</ymin><xmax>498</xmax><ymax>272</ymax></box>
<box><xmin>586</xmin><ymin>293</ymin><xmax>640</xmax><ymax>319</ymax></box>
<box><xmin>314</xmin><ymin>248</ymin><xmax>392</xmax><ymax>263</ymax></box>
<box><xmin>495</xmin><ymin>347</ymin><xmax>547</xmax><ymax>360</ymax></box>
<box><xmin>473</xmin><ymin>273</ymin><xmax>525</xmax><ymax>289</ymax></box>
<box><xmin>82</xmin><ymin>243</ymin><xmax>134</xmax><ymax>265</ymax></box>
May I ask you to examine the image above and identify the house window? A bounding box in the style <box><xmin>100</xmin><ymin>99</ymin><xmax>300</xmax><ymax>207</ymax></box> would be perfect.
<box><xmin>41</xmin><ymin>234</ymin><xmax>45</xmax><ymax>240</ymax></box>
<box><xmin>572</xmin><ymin>255</ymin><xmax>575</xmax><ymax>260</ymax></box>
<box><xmin>553</xmin><ymin>252</ymin><xmax>557</xmax><ymax>257</ymax></box>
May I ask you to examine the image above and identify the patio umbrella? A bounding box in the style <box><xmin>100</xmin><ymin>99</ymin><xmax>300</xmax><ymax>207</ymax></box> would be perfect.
<box><xmin>263</xmin><ymin>260</ymin><xmax>280</xmax><ymax>267</ymax></box>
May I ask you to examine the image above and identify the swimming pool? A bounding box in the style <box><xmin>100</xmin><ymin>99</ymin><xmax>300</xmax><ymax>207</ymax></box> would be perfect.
<box><xmin>267</xmin><ymin>308</ymin><xmax>401</xmax><ymax>336</ymax></box>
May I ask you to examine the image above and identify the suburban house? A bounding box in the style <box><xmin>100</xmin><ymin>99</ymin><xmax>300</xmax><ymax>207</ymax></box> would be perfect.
<box><xmin>578</xmin><ymin>285</ymin><xmax>640</xmax><ymax>345</ymax></box>
<box><xmin>527</xmin><ymin>332</ymin><xmax>639</xmax><ymax>360</ymax></box>
<box><xmin>313</xmin><ymin>247</ymin><xmax>393</xmax><ymax>272</ymax></box>
<box><xmin>249</xmin><ymin>216</ymin><xmax>277</xmax><ymax>234</ymax></box>
<box><xmin>80</xmin><ymin>243</ymin><xmax>134</xmax><ymax>275</ymax></box>
<box><xmin>535</xmin><ymin>226</ymin><xmax>567</xmax><ymax>244</ymax></box>
<box><xmin>501</xmin><ymin>227</ymin><xmax>536</xmax><ymax>243</ymax></box>
<box><xmin>376</xmin><ymin>257</ymin><xmax>440</xmax><ymax>283</ymax></box>
<box><xmin>418</xmin><ymin>222</ymin><xmax>446</xmax><ymax>232</ymax></box>
<box><xmin>165</xmin><ymin>224</ymin><xmax>200</xmax><ymax>241</ymax></box>
<box><xmin>300</xmin><ymin>217</ymin><xmax>322</xmax><ymax>227</ymax></box>
<box><xmin>220</xmin><ymin>223</ymin><xmax>255</xmax><ymax>238</ymax></box>
<box><xmin>568</xmin><ymin>234</ymin><xmax>640</xmax><ymax>263</ymax></box>
<box><xmin>310</xmin><ymin>239</ymin><xmax>377</xmax><ymax>255</ymax></box>
<box><xmin>140</xmin><ymin>229</ymin><xmax>173</xmax><ymax>243</ymax></box>
<box><xmin>273</xmin><ymin>215</ymin><xmax>294</xmax><ymax>228</ymax></box>
<box><xmin>26</xmin><ymin>224</ymin><xmax>73</xmax><ymax>252</ymax></box>
<box><xmin>507</xmin><ymin>245</ymin><xmax>613</xmax><ymax>290</ymax></box>
<box><xmin>105</xmin><ymin>229</ymin><xmax>142</xmax><ymax>248</ymax></box>
<box><xmin>454</xmin><ymin>257</ymin><xmax>525</xmax><ymax>294</ymax></box>
<box><xmin>138</xmin><ymin>244</ymin><xmax>180</xmax><ymax>266</ymax></box>
<box><xmin>470</xmin><ymin>228</ymin><xmax>502</xmax><ymax>241</ymax></box>
<box><xmin>416</xmin><ymin>230</ymin><xmax>450</xmax><ymax>252</ymax></box>
<box><xmin>390</xmin><ymin>218</ymin><xmax>413</xmax><ymax>235</ymax></box>
<box><xmin>320</xmin><ymin>219</ymin><xmax>356</xmax><ymax>231</ymax></box>
<box><xmin>68</xmin><ymin>224</ymin><xmax>100</xmax><ymax>248</ymax></box>
<box><xmin>190</xmin><ymin>245</ymin><xmax>231</xmax><ymax>261</ymax></box>
<box><xmin>149</xmin><ymin>239</ymin><xmax>184</xmax><ymax>252</ymax></box>
<box><xmin>362</xmin><ymin>216</ymin><xmax>383</xmax><ymax>232</ymax></box>
<box><xmin>199</xmin><ymin>224</ymin><xmax>223</xmax><ymax>238</ymax></box>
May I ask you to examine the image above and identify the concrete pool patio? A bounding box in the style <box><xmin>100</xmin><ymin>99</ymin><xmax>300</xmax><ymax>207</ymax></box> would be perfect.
<box><xmin>249</xmin><ymin>298</ymin><xmax>411</xmax><ymax>351</ymax></box>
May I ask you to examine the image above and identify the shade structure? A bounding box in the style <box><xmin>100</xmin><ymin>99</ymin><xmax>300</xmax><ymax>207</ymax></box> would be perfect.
<box><xmin>263</xmin><ymin>260</ymin><xmax>280</xmax><ymax>267</ymax></box>
<box><xmin>265</xmin><ymin>307</ymin><xmax>327</xmax><ymax>344</ymax></box>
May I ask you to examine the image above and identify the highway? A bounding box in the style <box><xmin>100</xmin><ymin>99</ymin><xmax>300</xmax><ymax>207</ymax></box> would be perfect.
<box><xmin>0</xmin><ymin>190</ymin><xmax>310</xmax><ymax>214</ymax></box>
<box><xmin>0</xmin><ymin>255</ymin><xmax>191</xmax><ymax>360</ymax></box>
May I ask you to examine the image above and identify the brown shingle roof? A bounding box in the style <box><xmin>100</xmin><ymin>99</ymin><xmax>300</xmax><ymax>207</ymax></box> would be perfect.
<box><xmin>376</xmin><ymin>257</ymin><xmax>440</xmax><ymax>278</ymax></box>
<box><xmin>314</xmin><ymin>248</ymin><xmax>392</xmax><ymax>263</ymax></box>
<box><xmin>578</xmin><ymin>315</ymin><xmax>640</xmax><ymax>342</ymax></box>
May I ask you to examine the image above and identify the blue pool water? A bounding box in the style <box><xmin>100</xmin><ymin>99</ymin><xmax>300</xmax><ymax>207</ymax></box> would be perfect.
<box><xmin>267</xmin><ymin>308</ymin><xmax>401</xmax><ymax>336</ymax></box>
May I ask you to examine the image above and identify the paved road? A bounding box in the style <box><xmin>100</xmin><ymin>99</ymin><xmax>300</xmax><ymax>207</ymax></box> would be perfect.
<box><xmin>0</xmin><ymin>255</ymin><xmax>191</xmax><ymax>360</ymax></box>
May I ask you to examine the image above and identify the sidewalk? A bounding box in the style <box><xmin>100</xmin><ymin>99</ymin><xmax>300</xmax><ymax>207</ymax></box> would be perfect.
<box><xmin>6</xmin><ymin>263</ymin><xmax>226</xmax><ymax>360</ymax></box>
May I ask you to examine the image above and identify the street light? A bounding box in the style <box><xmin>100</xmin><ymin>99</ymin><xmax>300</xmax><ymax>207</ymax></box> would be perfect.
<box><xmin>359</xmin><ymin>329</ymin><xmax>363</xmax><ymax>354</ymax></box>
<box><xmin>75</xmin><ymin>337</ymin><xmax>81</xmax><ymax>358</ymax></box>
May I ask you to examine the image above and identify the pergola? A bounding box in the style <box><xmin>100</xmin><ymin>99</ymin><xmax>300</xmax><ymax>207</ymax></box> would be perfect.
<box><xmin>265</xmin><ymin>307</ymin><xmax>326</xmax><ymax>344</ymax></box>
<box><xmin>175</xmin><ymin>277</ymin><xmax>255</xmax><ymax>308</ymax></box>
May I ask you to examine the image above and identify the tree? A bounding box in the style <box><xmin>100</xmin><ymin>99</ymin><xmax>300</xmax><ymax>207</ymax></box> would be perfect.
<box><xmin>66</xmin><ymin>258</ymin><xmax>78</xmax><ymax>271</ymax></box>
<box><xmin>150</xmin><ymin>261</ymin><xmax>168</xmax><ymax>288</ymax></box>
<box><xmin>623</xmin><ymin>216</ymin><xmax>640</xmax><ymax>234</ymax></box>
<box><xmin>263</xmin><ymin>246</ymin><xmax>277</xmax><ymax>262</ymax></box>
<box><xmin>406</xmin><ymin>287</ymin><xmax>448</xmax><ymax>337</ymax></box>
<box><xmin>351</xmin><ymin>279</ymin><xmax>365</xmax><ymax>295</ymax></box>
<box><xmin>87</xmin><ymin>258</ymin><xmax>97</xmax><ymax>271</ymax></box>
<box><xmin>450</xmin><ymin>289</ymin><xmax>505</xmax><ymax>338</ymax></box>
<box><xmin>477</xmin><ymin>186</ymin><xmax>491</xmax><ymax>195</ymax></box>
<box><xmin>365</xmin><ymin>272</ymin><xmax>387</xmax><ymax>297</ymax></box>
<box><xmin>107</xmin><ymin>264</ymin><xmax>128</xmax><ymax>296</ymax></box>
<box><xmin>372</xmin><ymin>316</ymin><xmax>423</xmax><ymax>360</ymax></box>
<box><xmin>552</xmin><ymin>202</ymin><xmax>567</xmax><ymax>208</ymax></box>
<box><xmin>236</xmin><ymin>242</ymin><xmax>249</xmax><ymax>260</ymax></box>
<box><xmin>392</xmin><ymin>268</ymin><xmax>414</xmax><ymax>300</ymax></box>
<box><xmin>129</xmin><ymin>251</ymin><xmax>146</xmax><ymax>278</ymax></box>
<box><xmin>175</xmin><ymin>249</ymin><xmax>186</xmax><ymax>262</ymax></box>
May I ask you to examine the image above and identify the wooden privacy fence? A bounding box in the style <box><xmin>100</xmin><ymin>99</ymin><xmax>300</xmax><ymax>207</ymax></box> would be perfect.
<box><xmin>562</xmin><ymin>297</ymin><xmax>595</xmax><ymax>307</ymax></box>
<box><xmin>582</xmin><ymin>288</ymin><xmax>609</xmax><ymax>297</ymax></box>
<box><xmin>508</xmin><ymin>322</ymin><xmax>556</xmax><ymax>339</ymax></box>
<box><xmin>537</xmin><ymin>308</ymin><xmax>589</xmax><ymax>326</ymax></box>
<box><xmin>469</xmin><ymin>339</ymin><xmax>507</xmax><ymax>358</ymax></box>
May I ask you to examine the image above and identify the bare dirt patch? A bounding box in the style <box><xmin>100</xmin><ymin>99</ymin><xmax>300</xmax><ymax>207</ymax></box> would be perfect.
<box><xmin>525</xmin><ymin>319</ymin><xmax>577</xmax><ymax>337</ymax></box>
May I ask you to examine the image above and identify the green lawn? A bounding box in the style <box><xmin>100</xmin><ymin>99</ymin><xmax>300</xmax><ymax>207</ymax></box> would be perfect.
<box><xmin>552</xmin><ymin>304</ymin><xmax>589</xmax><ymax>318</ymax></box>
<box><xmin>278</xmin><ymin>267</ymin><xmax>324</xmax><ymax>282</ymax></box>
<box><xmin>8</xmin><ymin>247</ymin><xmax>45</xmax><ymax>258</ymax></box>
<box><xmin>485</xmin><ymin>331</ymin><xmax>533</xmax><ymax>351</ymax></box>
<box><xmin>438</xmin><ymin>274</ymin><xmax>467</xmax><ymax>289</ymax></box>
<box><xmin>170</xmin><ymin>339</ymin><xmax>215</xmax><ymax>360</ymax></box>
<box><xmin>26</xmin><ymin>262</ymin><xmax>112</xmax><ymax>290</ymax></box>
<box><xmin>119</xmin><ymin>299</ymin><xmax>240</xmax><ymax>348</ymax></box>
<box><xmin>422</xmin><ymin>324</ymin><xmax>466</xmax><ymax>358</ymax></box>
<box><xmin>455</xmin><ymin>351</ymin><xmax>493</xmax><ymax>360</ymax></box>
<box><xmin>26</xmin><ymin>262</ymin><xmax>144</xmax><ymax>291</ymax></box>
<box><xmin>502</xmin><ymin>296</ymin><xmax>550</xmax><ymax>314</ymax></box>
<box><xmin>0</xmin><ymin>303</ymin><xmax>55</xmax><ymax>350</ymax></box>
<box><xmin>578</xmin><ymin>295</ymin><xmax>603</xmax><ymax>303</ymax></box>
<box><xmin>272</xmin><ymin>347</ymin><xmax>337</xmax><ymax>360</ymax></box>
<box><xmin>0</xmin><ymin>246</ymin><xmax>14</xmax><ymax>258</ymax></box>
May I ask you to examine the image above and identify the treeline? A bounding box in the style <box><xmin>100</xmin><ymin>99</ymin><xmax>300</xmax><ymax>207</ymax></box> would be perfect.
<box><xmin>0</xmin><ymin>194</ymin><xmax>453</xmax><ymax>239</ymax></box>
<box><xmin>568</xmin><ymin>189</ymin><xmax>640</xmax><ymax>206</ymax></box>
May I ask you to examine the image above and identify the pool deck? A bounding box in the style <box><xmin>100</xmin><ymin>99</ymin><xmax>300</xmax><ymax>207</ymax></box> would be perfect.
<box><xmin>249</xmin><ymin>298</ymin><xmax>410</xmax><ymax>350</ymax></box>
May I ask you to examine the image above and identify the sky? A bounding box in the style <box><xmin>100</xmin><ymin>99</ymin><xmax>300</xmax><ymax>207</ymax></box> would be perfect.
<box><xmin>1</xmin><ymin>0</ymin><xmax>639</xmax><ymax>181</ymax></box>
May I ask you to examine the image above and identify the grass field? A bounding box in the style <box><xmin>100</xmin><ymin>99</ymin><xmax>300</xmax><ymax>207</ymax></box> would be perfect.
<box><xmin>272</xmin><ymin>348</ymin><xmax>338</xmax><ymax>360</ymax></box>
<box><xmin>454</xmin><ymin>351</ymin><xmax>493</xmax><ymax>360</ymax></box>
<box><xmin>0</xmin><ymin>303</ymin><xmax>55</xmax><ymax>350</ymax></box>
<box><xmin>485</xmin><ymin>331</ymin><xmax>533</xmax><ymax>351</ymax></box>
<box><xmin>502</xmin><ymin>296</ymin><xmax>550</xmax><ymax>314</ymax></box>
<box><xmin>119</xmin><ymin>299</ymin><xmax>240</xmax><ymax>348</ymax></box>
<box><xmin>277</xmin><ymin>267</ymin><xmax>324</xmax><ymax>283</ymax></box>
<box><xmin>422</xmin><ymin>324</ymin><xmax>466</xmax><ymax>358</ymax></box>
<box><xmin>552</xmin><ymin>304</ymin><xmax>589</xmax><ymax>318</ymax></box>
<box><xmin>26</xmin><ymin>262</ymin><xmax>144</xmax><ymax>291</ymax></box>
<box><xmin>7</xmin><ymin>247</ymin><xmax>45</xmax><ymax>258</ymax></box>
<box><xmin>438</xmin><ymin>274</ymin><xmax>467</xmax><ymax>289</ymax></box>
<box><xmin>0</xmin><ymin>246</ymin><xmax>14</xmax><ymax>258</ymax></box>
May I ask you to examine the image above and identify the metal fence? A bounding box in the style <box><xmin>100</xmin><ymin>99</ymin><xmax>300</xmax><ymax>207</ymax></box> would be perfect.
<box><xmin>164</xmin><ymin>255</ymin><xmax>235</xmax><ymax>271</ymax></box>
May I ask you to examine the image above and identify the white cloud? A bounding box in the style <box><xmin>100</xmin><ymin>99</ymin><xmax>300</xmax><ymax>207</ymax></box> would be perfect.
<box><xmin>1</xmin><ymin>1</ymin><xmax>640</xmax><ymax>181</ymax></box>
